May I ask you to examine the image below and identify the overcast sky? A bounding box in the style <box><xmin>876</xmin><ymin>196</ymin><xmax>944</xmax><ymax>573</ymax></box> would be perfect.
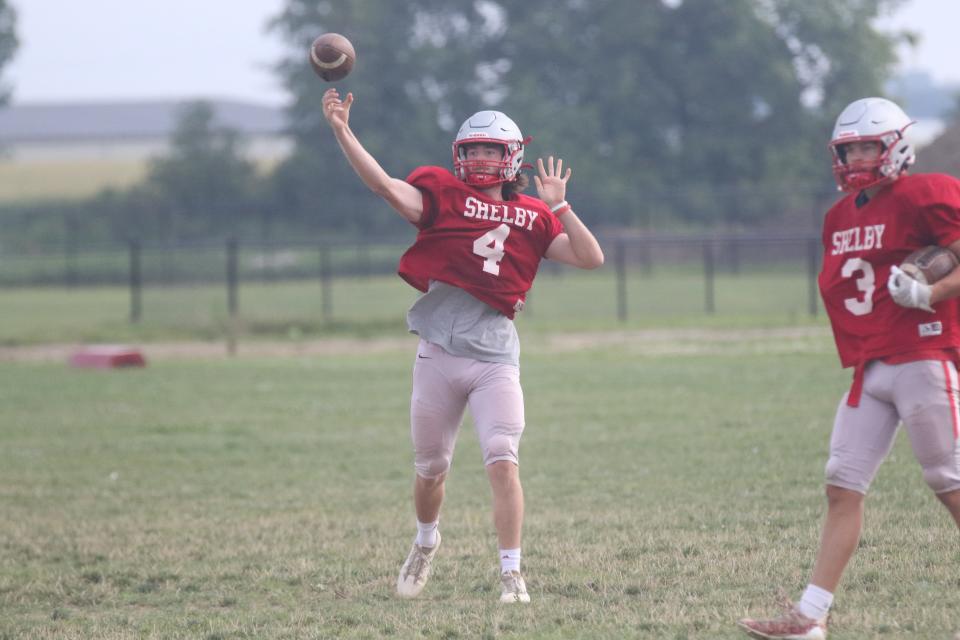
<box><xmin>6</xmin><ymin>0</ymin><xmax>291</xmax><ymax>106</ymax></box>
<box><xmin>4</xmin><ymin>0</ymin><xmax>958</xmax><ymax>107</ymax></box>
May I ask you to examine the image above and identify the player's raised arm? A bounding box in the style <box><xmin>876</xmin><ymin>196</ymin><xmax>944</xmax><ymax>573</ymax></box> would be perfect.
<box><xmin>322</xmin><ymin>88</ymin><xmax>423</xmax><ymax>224</ymax></box>
<box><xmin>536</xmin><ymin>157</ymin><xmax>604</xmax><ymax>270</ymax></box>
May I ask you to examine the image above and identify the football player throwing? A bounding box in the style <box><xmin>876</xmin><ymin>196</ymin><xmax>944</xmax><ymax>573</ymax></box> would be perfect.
<box><xmin>322</xmin><ymin>88</ymin><xmax>604</xmax><ymax>604</ymax></box>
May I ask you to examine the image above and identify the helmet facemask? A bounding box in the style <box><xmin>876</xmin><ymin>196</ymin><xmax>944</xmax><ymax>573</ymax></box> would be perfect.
<box><xmin>830</xmin><ymin>130</ymin><xmax>913</xmax><ymax>192</ymax></box>
<box><xmin>453</xmin><ymin>140</ymin><xmax>523</xmax><ymax>186</ymax></box>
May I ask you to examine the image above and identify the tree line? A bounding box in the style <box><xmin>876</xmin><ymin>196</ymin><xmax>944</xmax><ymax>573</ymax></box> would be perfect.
<box><xmin>1</xmin><ymin>0</ymin><xmax>912</xmax><ymax>248</ymax></box>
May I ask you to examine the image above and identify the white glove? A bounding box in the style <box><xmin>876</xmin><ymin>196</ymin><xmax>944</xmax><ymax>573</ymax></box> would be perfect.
<box><xmin>887</xmin><ymin>265</ymin><xmax>934</xmax><ymax>312</ymax></box>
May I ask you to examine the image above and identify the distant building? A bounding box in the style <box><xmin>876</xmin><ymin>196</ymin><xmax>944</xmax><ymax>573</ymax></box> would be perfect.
<box><xmin>0</xmin><ymin>99</ymin><xmax>292</xmax><ymax>162</ymax></box>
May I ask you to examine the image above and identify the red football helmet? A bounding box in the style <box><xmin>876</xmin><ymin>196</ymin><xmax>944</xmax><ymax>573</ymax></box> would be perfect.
<box><xmin>452</xmin><ymin>110</ymin><xmax>527</xmax><ymax>187</ymax></box>
<box><xmin>828</xmin><ymin>97</ymin><xmax>916</xmax><ymax>192</ymax></box>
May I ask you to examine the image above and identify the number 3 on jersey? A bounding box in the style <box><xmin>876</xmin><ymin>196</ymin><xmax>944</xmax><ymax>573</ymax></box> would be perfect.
<box><xmin>842</xmin><ymin>257</ymin><xmax>875</xmax><ymax>316</ymax></box>
<box><xmin>473</xmin><ymin>224</ymin><xmax>511</xmax><ymax>275</ymax></box>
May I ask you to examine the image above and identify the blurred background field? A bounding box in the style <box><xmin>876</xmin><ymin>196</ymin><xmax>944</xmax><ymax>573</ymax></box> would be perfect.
<box><xmin>0</xmin><ymin>156</ymin><xmax>286</xmax><ymax>203</ymax></box>
<box><xmin>0</xmin><ymin>263</ymin><xmax>827</xmax><ymax>347</ymax></box>
<box><xmin>0</xmin><ymin>159</ymin><xmax>147</xmax><ymax>202</ymax></box>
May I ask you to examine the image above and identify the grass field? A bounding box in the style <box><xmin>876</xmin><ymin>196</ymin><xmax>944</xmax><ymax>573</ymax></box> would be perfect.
<box><xmin>0</xmin><ymin>267</ymin><xmax>824</xmax><ymax>347</ymax></box>
<box><xmin>0</xmin><ymin>156</ymin><xmax>283</xmax><ymax>203</ymax></box>
<box><xmin>2</xmin><ymin>332</ymin><xmax>959</xmax><ymax>639</ymax></box>
<box><xmin>0</xmin><ymin>159</ymin><xmax>149</xmax><ymax>202</ymax></box>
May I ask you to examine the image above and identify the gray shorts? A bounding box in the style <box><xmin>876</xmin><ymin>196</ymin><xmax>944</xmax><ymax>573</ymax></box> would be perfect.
<box><xmin>409</xmin><ymin>339</ymin><xmax>525</xmax><ymax>479</ymax></box>
<box><xmin>827</xmin><ymin>359</ymin><xmax>960</xmax><ymax>494</ymax></box>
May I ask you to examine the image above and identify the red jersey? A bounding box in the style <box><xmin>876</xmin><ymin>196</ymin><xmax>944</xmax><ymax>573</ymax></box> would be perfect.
<box><xmin>819</xmin><ymin>173</ymin><xmax>960</xmax><ymax>369</ymax></box>
<box><xmin>398</xmin><ymin>166</ymin><xmax>564</xmax><ymax>319</ymax></box>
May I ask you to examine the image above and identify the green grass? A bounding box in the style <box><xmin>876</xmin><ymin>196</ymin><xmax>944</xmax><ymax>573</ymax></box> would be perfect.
<box><xmin>2</xmin><ymin>338</ymin><xmax>958</xmax><ymax>638</ymax></box>
<box><xmin>0</xmin><ymin>159</ymin><xmax>149</xmax><ymax>202</ymax></box>
<box><xmin>0</xmin><ymin>268</ymin><xmax>826</xmax><ymax>346</ymax></box>
<box><xmin>0</xmin><ymin>157</ymin><xmax>282</xmax><ymax>203</ymax></box>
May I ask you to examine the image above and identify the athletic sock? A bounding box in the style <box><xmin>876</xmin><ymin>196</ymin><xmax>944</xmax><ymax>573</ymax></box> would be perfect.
<box><xmin>499</xmin><ymin>547</ymin><xmax>521</xmax><ymax>574</ymax></box>
<box><xmin>797</xmin><ymin>584</ymin><xmax>833</xmax><ymax>621</ymax></box>
<box><xmin>415</xmin><ymin>520</ymin><xmax>438</xmax><ymax>548</ymax></box>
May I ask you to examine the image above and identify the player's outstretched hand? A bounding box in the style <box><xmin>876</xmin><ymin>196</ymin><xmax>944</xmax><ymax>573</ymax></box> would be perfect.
<box><xmin>534</xmin><ymin>156</ymin><xmax>571</xmax><ymax>210</ymax></box>
<box><xmin>322</xmin><ymin>88</ymin><xmax>353</xmax><ymax>131</ymax></box>
<box><xmin>888</xmin><ymin>265</ymin><xmax>934</xmax><ymax>312</ymax></box>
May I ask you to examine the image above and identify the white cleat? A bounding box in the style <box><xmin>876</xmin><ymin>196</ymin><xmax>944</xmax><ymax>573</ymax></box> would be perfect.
<box><xmin>396</xmin><ymin>532</ymin><xmax>440</xmax><ymax>598</ymax></box>
<box><xmin>499</xmin><ymin>570</ymin><xmax>530</xmax><ymax>603</ymax></box>
<box><xmin>737</xmin><ymin>604</ymin><xmax>827</xmax><ymax>639</ymax></box>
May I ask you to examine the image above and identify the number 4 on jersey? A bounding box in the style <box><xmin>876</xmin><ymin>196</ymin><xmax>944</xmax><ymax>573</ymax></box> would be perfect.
<box><xmin>473</xmin><ymin>223</ymin><xmax>511</xmax><ymax>275</ymax></box>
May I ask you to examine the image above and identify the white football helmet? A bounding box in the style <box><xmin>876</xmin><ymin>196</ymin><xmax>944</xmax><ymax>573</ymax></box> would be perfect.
<box><xmin>452</xmin><ymin>110</ymin><xmax>526</xmax><ymax>187</ymax></box>
<box><xmin>828</xmin><ymin>97</ymin><xmax>916</xmax><ymax>192</ymax></box>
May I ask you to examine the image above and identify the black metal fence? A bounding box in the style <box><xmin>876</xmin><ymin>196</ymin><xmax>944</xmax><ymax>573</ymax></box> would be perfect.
<box><xmin>0</xmin><ymin>232</ymin><xmax>824</xmax><ymax>326</ymax></box>
<box><xmin>605</xmin><ymin>233</ymin><xmax>823</xmax><ymax>319</ymax></box>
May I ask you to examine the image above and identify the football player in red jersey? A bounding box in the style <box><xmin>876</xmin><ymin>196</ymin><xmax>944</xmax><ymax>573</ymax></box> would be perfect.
<box><xmin>322</xmin><ymin>88</ymin><xmax>604</xmax><ymax>603</ymax></box>
<box><xmin>739</xmin><ymin>97</ymin><xmax>960</xmax><ymax>639</ymax></box>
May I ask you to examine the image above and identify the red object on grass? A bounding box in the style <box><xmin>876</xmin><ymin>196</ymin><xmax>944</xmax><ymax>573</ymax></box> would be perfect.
<box><xmin>69</xmin><ymin>346</ymin><xmax>146</xmax><ymax>369</ymax></box>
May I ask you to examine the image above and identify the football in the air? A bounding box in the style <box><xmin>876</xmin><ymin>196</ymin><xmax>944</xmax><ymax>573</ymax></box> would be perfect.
<box><xmin>900</xmin><ymin>246</ymin><xmax>959</xmax><ymax>284</ymax></box>
<box><xmin>309</xmin><ymin>33</ymin><xmax>355</xmax><ymax>82</ymax></box>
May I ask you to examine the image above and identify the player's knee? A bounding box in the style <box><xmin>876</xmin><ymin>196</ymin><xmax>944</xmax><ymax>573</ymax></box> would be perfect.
<box><xmin>921</xmin><ymin>460</ymin><xmax>960</xmax><ymax>494</ymax></box>
<box><xmin>825</xmin><ymin>455</ymin><xmax>870</xmax><ymax>494</ymax></box>
<box><xmin>824</xmin><ymin>455</ymin><xmax>843</xmax><ymax>484</ymax></box>
<box><xmin>415</xmin><ymin>454</ymin><xmax>451</xmax><ymax>479</ymax></box>
<box><xmin>483</xmin><ymin>433</ymin><xmax>518</xmax><ymax>466</ymax></box>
